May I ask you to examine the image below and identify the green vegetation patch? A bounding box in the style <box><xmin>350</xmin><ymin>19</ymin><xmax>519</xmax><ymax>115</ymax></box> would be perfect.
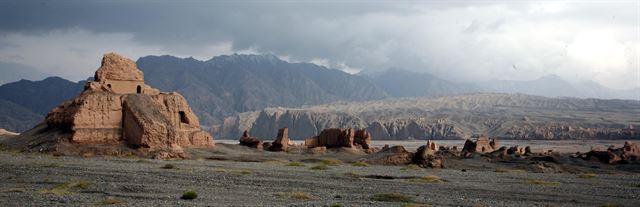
<box><xmin>343</xmin><ymin>171</ymin><xmax>360</xmax><ymax>178</ymax></box>
<box><xmin>232</xmin><ymin>169</ymin><xmax>252</xmax><ymax>175</ymax></box>
<box><xmin>39</xmin><ymin>180</ymin><xmax>92</xmax><ymax>196</ymax></box>
<box><xmin>371</xmin><ymin>192</ymin><xmax>414</xmax><ymax>202</ymax></box>
<box><xmin>495</xmin><ymin>168</ymin><xmax>526</xmax><ymax>173</ymax></box>
<box><xmin>181</xmin><ymin>191</ymin><xmax>198</xmax><ymax>200</ymax></box>
<box><xmin>320</xmin><ymin>158</ymin><xmax>343</xmax><ymax>166</ymax></box>
<box><xmin>526</xmin><ymin>179</ymin><xmax>560</xmax><ymax>186</ymax></box>
<box><xmin>310</xmin><ymin>164</ymin><xmax>330</xmax><ymax>170</ymax></box>
<box><xmin>352</xmin><ymin>161</ymin><xmax>369</xmax><ymax>167</ymax></box>
<box><xmin>286</xmin><ymin>162</ymin><xmax>306</xmax><ymax>167</ymax></box>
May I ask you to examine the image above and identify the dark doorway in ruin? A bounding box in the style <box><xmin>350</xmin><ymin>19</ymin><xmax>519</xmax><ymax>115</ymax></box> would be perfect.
<box><xmin>179</xmin><ymin>111</ymin><xmax>188</xmax><ymax>124</ymax></box>
<box><xmin>137</xmin><ymin>85</ymin><xmax>141</xmax><ymax>94</ymax></box>
<box><xmin>481</xmin><ymin>146</ymin><xmax>486</xmax><ymax>152</ymax></box>
<box><xmin>107</xmin><ymin>84</ymin><xmax>111</xmax><ymax>88</ymax></box>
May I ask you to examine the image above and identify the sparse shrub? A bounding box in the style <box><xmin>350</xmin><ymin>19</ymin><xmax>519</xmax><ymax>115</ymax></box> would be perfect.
<box><xmin>401</xmin><ymin>164</ymin><xmax>419</xmax><ymax>171</ymax></box>
<box><xmin>343</xmin><ymin>171</ymin><xmax>360</xmax><ymax>178</ymax></box>
<box><xmin>352</xmin><ymin>161</ymin><xmax>369</xmax><ymax>167</ymax></box>
<box><xmin>161</xmin><ymin>164</ymin><xmax>176</xmax><ymax>169</ymax></box>
<box><xmin>320</xmin><ymin>159</ymin><xmax>343</xmax><ymax>166</ymax></box>
<box><xmin>276</xmin><ymin>191</ymin><xmax>316</xmax><ymax>200</ymax></box>
<box><xmin>331</xmin><ymin>204</ymin><xmax>344</xmax><ymax>207</ymax></box>
<box><xmin>495</xmin><ymin>168</ymin><xmax>526</xmax><ymax>173</ymax></box>
<box><xmin>39</xmin><ymin>181</ymin><xmax>92</xmax><ymax>196</ymax></box>
<box><xmin>232</xmin><ymin>170</ymin><xmax>252</xmax><ymax>175</ymax></box>
<box><xmin>526</xmin><ymin>179</ymin><xmax>560</xmax><ymax>186</ymax></box>
<box><xmin>286</xmin><ymin>162</ymin><xmax>306</xmax><ymax>167</ymax></box>
<box><xmin>407</xmin><ymin>176</ymin><xmax>444</xmax><ymax>184</ymax></box>
<box><xmin>578</xmin><ymin>173</ymin><xmax>596</xmax><ymax>179</ymax></box>
<box><xmin>181</xmin><ymin>191</ymin><xmax>198</xmax><ymax>200</ymax></box>
<box><xmin>98</xmin><ymin>197</ymin><xmax>126</xmax><ymax>205</ymax></box>
<box><xmin>310</xmin><ymin>164</ymin><xmax>329</xmax><ymax>170</ymax></box>
<box><xmin>371</xmin><ymin>192</ymin><xmax>414</xmax><ymax>202</ymax></box>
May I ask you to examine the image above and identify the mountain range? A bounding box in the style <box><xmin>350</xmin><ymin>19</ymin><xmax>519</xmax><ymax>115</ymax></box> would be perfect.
<box><xmin>0</xmin><ymin>53</ymin><xmax>638</xmax><ymax>137</ymax></box>
<box><xmin>222</xmin><ymin>93</ymin><xmax>640</xmax><ymax>140</ymax></box>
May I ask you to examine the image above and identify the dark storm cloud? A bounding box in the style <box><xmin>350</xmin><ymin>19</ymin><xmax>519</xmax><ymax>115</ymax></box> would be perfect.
<box><xmin>0</xmin><ymin>0</ymin><xmax>637</xmax><ymax>89</ymax></box>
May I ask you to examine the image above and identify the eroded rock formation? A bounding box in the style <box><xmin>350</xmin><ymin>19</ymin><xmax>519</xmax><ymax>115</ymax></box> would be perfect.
<box><xmin>44</xmin><ymin>53</ymin><xmax>214</xmax><ymax>153</ymax></box>
<box><xmin>461</xmin><ymin>136</ymin><xmax>498</xmax><ymax>154</ymax></box>
<box><xmin>305</xmin><ymin>128</ymin><xmax>373</xmax><ymax>151</ymax></box>
<box><xmin>580</xmin><ymin>141</ymin><xmax>639</xmax><ymax>164</ymax></box>
<box><xmin>268</xmin><ymin>127</ymin><xmax>290</xmax><ymax>151</ymax></box>
<box><xmin>239</xmin><ymin>130</ymin><xmax>264</xmax><ymax>149</ymax></box>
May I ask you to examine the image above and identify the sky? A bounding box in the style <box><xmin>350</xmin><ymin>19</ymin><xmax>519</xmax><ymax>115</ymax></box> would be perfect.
<box><xmin>0</xmin><ymin>0</ymin><xmax>638</xmax><ymax>90</ymax></box>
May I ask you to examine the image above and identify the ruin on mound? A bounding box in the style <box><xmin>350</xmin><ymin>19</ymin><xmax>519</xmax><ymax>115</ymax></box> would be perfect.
<box><xmin>44</xmin><ymin>53</ymin><xmax>214</xmax><ymax>151</ymax></box>
<box><xmin>305</xmin><ymin>128</ymin><xmax>372</xmax><ymax>151</ymax></box>
<box><xmin>461</xmin><ymin>136</ymin><xmax>498</xmax><ymax>154</ymax></box>
<box><xmin>238</xmin><ymin>127</ymin><xmax>290</xmax><ymax>151</ymax></box>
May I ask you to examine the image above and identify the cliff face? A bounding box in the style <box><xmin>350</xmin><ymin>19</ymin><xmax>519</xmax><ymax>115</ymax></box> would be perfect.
<box><xmin>220</xmin><ymin>94</ymin><xmax>640</xmax><ymax>140</ymax></box>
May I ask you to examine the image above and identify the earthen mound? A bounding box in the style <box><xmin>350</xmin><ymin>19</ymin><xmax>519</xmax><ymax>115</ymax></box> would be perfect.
<box><xmin>3</xmin><ymin>53</ymin><xmax>214</xmax><ymax>158</ymax></box>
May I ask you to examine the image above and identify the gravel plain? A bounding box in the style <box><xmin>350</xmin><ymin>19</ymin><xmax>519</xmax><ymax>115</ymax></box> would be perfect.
<box><xmin>1</xmin><ymin>144</ymin><xmax>640</xmax><ymax>207</ymax></box>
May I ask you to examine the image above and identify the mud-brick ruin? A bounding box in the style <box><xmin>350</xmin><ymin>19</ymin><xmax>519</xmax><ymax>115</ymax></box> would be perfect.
<box><xmin>45</xmin><ymin>53</ymin><xmax>214</xmax><ymax>149</ymax></box>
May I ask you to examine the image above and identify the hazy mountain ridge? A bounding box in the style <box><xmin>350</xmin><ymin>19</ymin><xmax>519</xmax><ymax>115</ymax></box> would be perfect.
<box><xmin>1</xmin><ymin>53</ymin><xmax>638</xmax><ymax>136</ymax></box>
<box><xmin>222</xmin><ymin>93</ymin><xmax>640</xmax><ymax>140</ymax></box>
<box><xmin>0</xmin><ymin>77</ymin><xmax>85</xmax><ymax>132</ymax></box>
<box><xmin>135</xmin><ymin>54</ymin><xmax>388</xmax><ymax>128</ymax></box>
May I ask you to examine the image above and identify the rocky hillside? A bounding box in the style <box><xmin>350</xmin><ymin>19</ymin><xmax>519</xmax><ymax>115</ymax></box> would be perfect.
<box><xmin>137</xmin><ymin>54</ymin><xmax>389</xmax><ymax>128</ymax></box>
<box><xmin>220</xmin><ymin>93</ymin><xmax>640</xmax><ymax>140</ymax></box>
<box><xmin>0</xmin><ymin>77</ymin><xmax>85</xmax><ymax>132</ymax></box>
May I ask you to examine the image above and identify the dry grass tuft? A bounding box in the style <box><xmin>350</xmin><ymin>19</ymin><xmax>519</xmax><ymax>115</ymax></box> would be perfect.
<box><xmin>310</xmin><ymin>164</ymin><xmax>330</xmax><ymax>170</ymax></box>
<box><xmin>286</xmin><ymin>162</ymin><xmax>306</xmax><ymax>167</ymax></box>
<box><xmin>161</xmin><ymin>164</ymin><xmax>177</xmax><ymax>169</ymax></box>
<box><xmin>320</xmin><ymin>159</ymin><xmax>343</xmax><ymax>166</ymax></box>
<box><xmin>577</xmin><ymin>173</ymin><xmax>596</xmax><ymax>179</ymax></box>
<box><xmin>371</xmin><ymin>192</ymin><xmax>414</xmax><ymax>202</ymax></box>
<box><xmin>526</xmin><ymin>179</ymin><xmax>560</xmax><ymax>186</ymax></box>
<box><xmin>495</xmin><ymin>168</ymin><xmax>526</xmax><ymax>173</ymax></box>
<box><xmin>343</xmin><ymin>171</ymin><xmax>360</xmax><ymax>178</ymax></box>
<box><xmin>407</xmin><ymin>175</ymin><xmax>444</xmax><ymax>184</ymax></box>
<box><xmin>39</xmin><ymin>180</ymin><xmax>92</xmax><ymax>196</ymax></box>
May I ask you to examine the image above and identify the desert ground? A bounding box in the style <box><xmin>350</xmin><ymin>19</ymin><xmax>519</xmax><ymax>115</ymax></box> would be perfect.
<box><xmin>1</xmin><ymin>143</ymin><xmax>639</xmax><ymax>207</ymax></box>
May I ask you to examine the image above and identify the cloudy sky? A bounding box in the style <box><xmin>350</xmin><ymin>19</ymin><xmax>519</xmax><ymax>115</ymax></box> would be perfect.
<box><xmin>0</xmin><ymin>0</ymin><xmax>638</xmax><ymax>89</ymax></box>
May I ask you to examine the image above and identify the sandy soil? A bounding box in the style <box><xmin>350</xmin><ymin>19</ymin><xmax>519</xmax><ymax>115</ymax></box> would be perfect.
<box><xmin>1</xmin><ymin>144</ymin><xmax>639</xmax><ymax>207</ymax></box>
